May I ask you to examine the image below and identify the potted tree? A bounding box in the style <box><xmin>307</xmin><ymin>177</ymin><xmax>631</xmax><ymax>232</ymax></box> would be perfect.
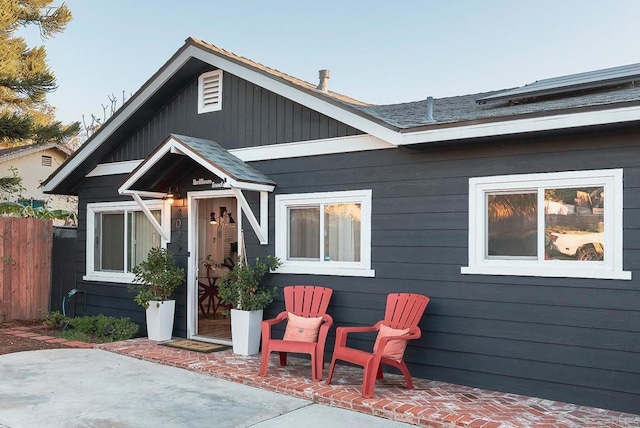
<box><xmin>218</xmin><ymin>255</ymin><xmax>281</xmax><ymax>355</ymax></box>
<box><xmin>130</xmin><ymin>247</ymin><xmax>185</xmax><ymax>341</ymax></box>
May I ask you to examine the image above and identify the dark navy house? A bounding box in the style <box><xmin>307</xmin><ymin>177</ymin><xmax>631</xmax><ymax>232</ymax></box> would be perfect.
<box><xmin>43</xmin><ymin>38</ymin><xmax>640</xmax><ymax>414</ymax></box>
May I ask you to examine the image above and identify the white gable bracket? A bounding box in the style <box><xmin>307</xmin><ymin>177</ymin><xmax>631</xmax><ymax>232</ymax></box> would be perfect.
<box><xmin>123</xmin><ymin>191</ymin><xmax>170</xmax><ymax>242</ymax></box>
<box><xmin>232</xmin><ymin>188</ymin><xmax>268</xmax><ymax>245</ymax></box>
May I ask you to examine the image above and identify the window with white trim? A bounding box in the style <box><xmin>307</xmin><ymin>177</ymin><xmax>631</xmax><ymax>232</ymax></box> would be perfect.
<box><xmin>85</xmin><ymin>201</ymin><xmax>169</xmax><ymax>283</ymax></box>
<box><xmin>462</xmin><ymin>169</ymin><xmax>631</xmax><ymax>280</ymax></box>
<box><xmin>197</xmin><ymin>70</ymin><xmax>222</xmax><ymax>113</ymax></box>
<box><xmin>275</xmin><ymin>190</ymin><xmax>374</xmax><ymax>277</ymax></box>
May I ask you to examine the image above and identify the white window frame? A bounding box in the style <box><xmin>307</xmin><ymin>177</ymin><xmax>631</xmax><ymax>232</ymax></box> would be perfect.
<box><xmin>275</xmin><ymin>190</ymin><xmax>374</xmax><ymax>277</ymax></box>
<box><xmin>462</xmin><ymin>169</ymin><xmax>631</xmax><ymax>280</ymax></box>
<box><xmin>197</xmin><ymin>70</ymin><xmax>223</xmax><ymax>114</ymax></box>
<box><xmin>84</xmin><ymin>200</ymin><xmax>170</xmax><ymax>283</ymax></box>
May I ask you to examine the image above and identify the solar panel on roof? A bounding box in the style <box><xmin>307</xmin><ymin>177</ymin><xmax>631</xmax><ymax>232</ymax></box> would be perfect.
<box><xmin>477</xmin><ymin>62</ymin><xmax>640</xmax><ymax>104</ymax></box>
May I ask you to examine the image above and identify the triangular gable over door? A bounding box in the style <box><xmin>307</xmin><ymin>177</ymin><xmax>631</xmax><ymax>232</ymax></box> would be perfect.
<box><xmin>118</xmin><ymin>134</ymin><xmax>275</xmax><ymax>244</ymax></box>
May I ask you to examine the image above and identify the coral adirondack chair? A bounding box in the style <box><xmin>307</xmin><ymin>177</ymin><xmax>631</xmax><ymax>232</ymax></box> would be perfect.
<box><xmin>326</xmin><ymin>293</ymin><xmax>429</xmax><ymax>397</ymax></box>
<box><xmin>259</xmin><ymin>285</ymin><xmax>333</xmax><ymax>381</ymax></box>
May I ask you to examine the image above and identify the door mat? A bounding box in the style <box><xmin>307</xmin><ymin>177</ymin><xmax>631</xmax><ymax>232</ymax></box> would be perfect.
<box><xmin>162</xmin><ymin>339</ymin><xmax>231</xmax><ymax>353</ymax></box>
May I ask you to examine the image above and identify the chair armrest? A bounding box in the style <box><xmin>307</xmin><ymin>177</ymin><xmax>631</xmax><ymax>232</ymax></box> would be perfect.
<box><xmin>374</xmin><ymin>330</ymin><xmax>421</xmax><ymax>356</ymax></box>
<box><xmin>321</xmin><ymin>313</ymin><xmax>334</xmax><ymax>326</ymax></box>
<box><xmin>262</xmin><ymin>311</ymin><xmax>288</xmax><ymax>327</ymax></box>
<box><xmin>334</xmin><ymin>325</ymin><xmax>378</xmax><ymax>348</ymax></box>
<box><xmin>261</xmin><ymin>311</ymin><xmax>288</xmax><ymax>341</ymax></box>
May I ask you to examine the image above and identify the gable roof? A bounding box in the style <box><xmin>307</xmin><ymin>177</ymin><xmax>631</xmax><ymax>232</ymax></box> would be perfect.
<box><xmin>42</xmin><ymin>37</ymin><xmax>640</xmax><ymax>195</ymax></box>
<box><xmin>119</xmin><ymin>134</ymin><xmax>275</xmax><ymax>197</ymax></box>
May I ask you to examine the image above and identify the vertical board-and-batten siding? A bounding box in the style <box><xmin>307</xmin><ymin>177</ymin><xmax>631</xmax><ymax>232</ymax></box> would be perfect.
<box><xmin>107</xmin><ymin>72</ymin><xmax>362</xmax><ymax>162</ymax></box>
<box><xmin>0</xmin><ymin>218</ymin><xmax>52</xmax><ymax>321</ymax></box>
<box><xmin>248</xmin><ymin>127</ymin><xmax>640</xmax><ymax>414</ymax></box>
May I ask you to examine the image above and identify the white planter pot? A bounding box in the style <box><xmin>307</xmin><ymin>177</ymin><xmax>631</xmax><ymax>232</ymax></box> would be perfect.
<box><xmin>145</xmin><ymin>300</ymin><xmax>176</xmax><ymax>342</ymax></box>
<box><xmin>230</xmin><ymin>309</ymin><xmax>263</xmax><ymax>356</ymax></box>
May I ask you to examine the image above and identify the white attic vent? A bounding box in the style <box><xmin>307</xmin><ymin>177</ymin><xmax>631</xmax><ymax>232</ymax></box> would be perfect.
<box><xmin>198</xmin><ymin>70</ymin><xmax>223</xmax><ymax>113</ymax></box>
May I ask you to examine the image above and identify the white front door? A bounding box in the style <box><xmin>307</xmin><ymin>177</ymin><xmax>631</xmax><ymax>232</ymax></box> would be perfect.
<box><xmin>187</xmin><ymin>190</ymin><xmax>241</xmax><ymax>344</ymax></box>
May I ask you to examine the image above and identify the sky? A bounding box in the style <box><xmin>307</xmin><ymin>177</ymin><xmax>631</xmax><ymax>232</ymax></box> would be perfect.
<box><xmin>18</xmin><ymin>0</ymin><xmax>640</xmax><ymax>125</ymax></box>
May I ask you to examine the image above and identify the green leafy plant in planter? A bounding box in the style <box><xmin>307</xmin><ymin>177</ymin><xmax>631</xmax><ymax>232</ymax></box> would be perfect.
<box><xmin>218</xmin><ymin>256</ymin><xmax>282</xmax><ymax>311</ymax></box>
<box><xmin>129</xmin><ymin>247</ymin><xmax>185</xmax><ymax>309</ymax></box>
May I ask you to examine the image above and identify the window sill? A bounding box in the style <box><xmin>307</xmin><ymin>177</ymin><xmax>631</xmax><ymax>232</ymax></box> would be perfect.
<box><xmin>461</xmin><ymin>265</ymin><xmax>631</xmax><ymax>280</ymax></box>
<box><xmin>275</xmin><ymin>265</ymin><xmax>375</xmax><ymax>277</ymax></box>
<box><xmin>83</xmin><ymin>273</ymin><xmax>135</xmax><ymax>284</ymax></box>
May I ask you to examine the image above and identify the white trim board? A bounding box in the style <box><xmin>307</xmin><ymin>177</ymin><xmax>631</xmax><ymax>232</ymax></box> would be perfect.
<box><xmin>399</xmin><ymin>104</ymin><xmax>640</xmax><ymax>145</ymax></box>
<box><xmin>86</xmin><ymin>134</ymin><xmax>394</xmax><ymax>177</ymax></box>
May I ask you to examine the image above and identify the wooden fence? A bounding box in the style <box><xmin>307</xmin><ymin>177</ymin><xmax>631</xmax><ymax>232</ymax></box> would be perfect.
<box><xmin>0</xmin><ymin>218</ymin><xmax>52</xmax><ymax>321</ymax></box>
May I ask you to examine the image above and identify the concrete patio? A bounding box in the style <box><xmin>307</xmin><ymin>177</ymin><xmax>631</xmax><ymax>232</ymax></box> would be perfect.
<box><xmin>96</xmin><ymin>338</ymin><xmax>638</xmax><ymax>428</ymax></box>
<box><xmin>2</xmin><ymin>326</ymin><xmax>638</xmax><ymax>427</ymax></box>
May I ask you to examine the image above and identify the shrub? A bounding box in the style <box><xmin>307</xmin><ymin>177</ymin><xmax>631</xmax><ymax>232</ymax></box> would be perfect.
<box><xmin>129</xmin><ymin>247</ymin><xmax>185</xmax><ymax>309</ymax></box>
<box><xmin>43</xmin><ymin>311</ymin><xmax>69</xmax><ymax>329</ymax></box>
<box><xmin>43</xmin><ymin>312</ymin><xmax>139</xmax><ymax>343</ymax></box>
<box><xmin>218</xmin><ymin>256</ymin><xmax>281</xmax><ymax>311</ymax></box>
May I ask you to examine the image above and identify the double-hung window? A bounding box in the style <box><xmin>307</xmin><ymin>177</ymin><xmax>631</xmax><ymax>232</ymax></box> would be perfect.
<box><xmin>85</xmin><ymin>201</ymin><xmax>169</xmax><ymax>283</ymax></box>
<box><xmin>275</xmin><ymin>190</ymin><xmax>374</xmax><ymax>277</ymax></box>
<box><xmin>462</xmin><ymin>169</ymin><xmax>630</xmax><ymax>280</ymax></box>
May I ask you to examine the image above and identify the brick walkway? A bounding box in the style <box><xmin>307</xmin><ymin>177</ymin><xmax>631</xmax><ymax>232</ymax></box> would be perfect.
<box><xmin>2</xmin><ymin>326</ymin><xmax>637</xmax><ymax>427</ymax></box>
<box><xmin>2</xmin><ymin>326</ymin><xmax>96</xmax><ymax>348</ymax></box>
<box><xmin>89</xmin><ymin>338</ymin><xmax>639</xmax><ymax>428</ymax></box>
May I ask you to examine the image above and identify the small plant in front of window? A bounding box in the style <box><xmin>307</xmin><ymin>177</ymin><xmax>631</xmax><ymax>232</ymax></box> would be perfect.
<box><xmin>217</xmin><ymin>256</ymin><xmax>281</xmax><ymax>311</ymax></box>
<box><xmin>129</xmin><ymin>247</ymin><xmax>185</xmax><ymax>309</ymax></box>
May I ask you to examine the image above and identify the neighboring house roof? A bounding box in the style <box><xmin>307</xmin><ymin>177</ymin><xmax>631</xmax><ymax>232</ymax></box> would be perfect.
<box><xmin>0</xmin><ymin>142</ymin><xmax>72</xmax><ymax>164</ymax></box>
<box><xmin>42</xmin><ymin>37</ymin><xmax>640</xmax><ymax>195</ymax></box>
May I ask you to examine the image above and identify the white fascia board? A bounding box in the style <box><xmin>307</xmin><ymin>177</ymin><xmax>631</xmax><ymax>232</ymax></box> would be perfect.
<box><xmin>188</xmin><ymin>46</ymin><xmax>402</xmax><ymax>145</ymax></box>
<box><xmin>43</xmin><ymin>51</ymin><xmax>193</xmax><ymax>193</ymax></box>
<box><xmin>118</xmin><ymin>140</ymin><xmax>174</xmax><ymax>194</ymax></box>
<box><xmin>229</xmin><ymin>134</ymin><xmax>393</xmax><ymax>162</ymax></box>
<box><xmin>399</xmin><ymin>104</ymin><xmax>640</xmax><ymax>145</ymax></box>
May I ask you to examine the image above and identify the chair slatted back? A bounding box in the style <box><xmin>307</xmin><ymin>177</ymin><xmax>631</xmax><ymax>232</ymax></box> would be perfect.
<box><xmin>284</xmin><ymin>286</ymin><xmax>333</xmax><ymax>317</ymax></box>
<box><xmin>383</xmin><ymin>293</ymin><xmax>429</xmax><ymax>329</ymax></box>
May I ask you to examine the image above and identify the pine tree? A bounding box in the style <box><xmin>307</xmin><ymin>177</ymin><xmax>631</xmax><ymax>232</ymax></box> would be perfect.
<box><xmin>0</xmin><ymin>0</ymin><xmax>79</xmax><ymax>148</ymax></box>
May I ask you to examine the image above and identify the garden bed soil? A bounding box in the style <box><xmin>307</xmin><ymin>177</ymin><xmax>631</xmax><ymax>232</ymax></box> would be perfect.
<box><xmin>0</xmin><ymin>320</ymin><xmax>66</xmax><ymax>355</ymax></box>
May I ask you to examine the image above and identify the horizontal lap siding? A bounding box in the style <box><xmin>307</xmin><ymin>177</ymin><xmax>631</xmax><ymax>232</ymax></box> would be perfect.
<box><xmin>107</xmin><ymin>73</ymin><xmax>362</xmax><ymax>162</ymax></box>
<box><xmin>251</xmin><ymin>128</ymin><xmax>640</xmax><ymax>413</ymax></box>
<box><xmin>75</xmin><ymin>175</ymin><xmax>188</xmax><ymax>335</ymax></box>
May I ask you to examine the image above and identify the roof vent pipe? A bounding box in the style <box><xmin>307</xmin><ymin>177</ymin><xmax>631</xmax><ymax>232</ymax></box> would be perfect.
<box><xmin>426</xmin><ymin>96</ymin><xmax>435</xmax><ymax>122</ymax></box>
<box><xmin>317</xmin><ymin>69</ymin><xmax>330</xmax><ymax>92</ymax></box>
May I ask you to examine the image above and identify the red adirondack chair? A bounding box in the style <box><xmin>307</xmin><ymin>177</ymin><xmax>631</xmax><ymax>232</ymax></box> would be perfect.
<box><xmin>326</xmin><ymin>293</ymin><xmax>429</xmax><ymax>397</ymax></box>
<box><xmin>259</xmin><ymin>285</ymin><xmax>333</xmax><ymax>381</ymax></box>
